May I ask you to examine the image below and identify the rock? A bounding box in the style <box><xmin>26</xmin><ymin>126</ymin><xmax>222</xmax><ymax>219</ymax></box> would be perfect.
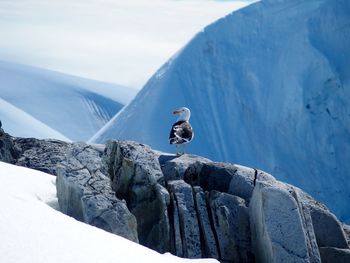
<box><xmin>249</xmin><ymin>183</ymin><xmax>320</xmax><ymax>263</ymax></box>
<box><xmin>14</xmin><ymin>138</ymin><xmax>70</xmax><ymax>175</ymax></box>
<box><xmin>0</xmin><ymin>125</ymin><xmax>15</xmax><ymax>163</ymax></box>
<box><xmin>167</xmin><ymin>180</ymin><xmax>201</xmax><ymax>258</ymax></box>
<box><xmin>292</xmin><ymin>190</ymin><xmax>322</xmax><ymax>263</ymax></box>
<box><xmin>343</xmin><ymin>224</ymin><xmax>350</xmax><ymax>246</ymax></box>
<box><xmin>54</xmin><ymin>142</ymin><xmax>139</xmax><ymax>243</ymax></box>
<box><xmin>185</xmin><ymin>162</ymin><xmax>276</xmax><ymax>202</ymax></box>
<box><xmin>310</xmin><ymin>205</ymin><xmax>349</xmax><ymax>249</ymax></box>
<box><xmin>193</xmin><ymin>187</ymin><xmax>219</xmax><ymax>259</ymax></box>
<box><xmin>209</xmin><ymin>191</ymin><xmax>253</xmax><ymax>262</ymax></box>
<box><xmin>102</xmin><ymin>140</ymin><xmax>170</xmax><ymax>252</ymax></box>
<box><xmin>12</xmin><ymin>137</ymin><xmax>138</xmax><ymax>243</ymax></box>
<box><xmin>319</xmin><ymin>247</ymin><xmax>350</xmax><ymax>263</ymax></box>
<box><xmin>158</xmin><ymin>153</ymin><xmax>210</xmax><ymax>181</ymax></box>
<box><xmin>169</xmin><ymin>192</ymin><xmax>184</xmax><ymax>257</ymax></box>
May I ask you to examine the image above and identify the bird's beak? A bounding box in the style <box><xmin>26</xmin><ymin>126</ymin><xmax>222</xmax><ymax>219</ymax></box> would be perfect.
<box><xmin>173</xmin><ymin>110</ymin><xmax>180</xmax><ymax>115</ymax></box>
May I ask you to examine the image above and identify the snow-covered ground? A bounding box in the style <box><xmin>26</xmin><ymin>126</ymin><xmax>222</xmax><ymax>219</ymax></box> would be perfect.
<box><xmin>91</xmin><ymin>0</ymin><xmax>350</xmax><ymax>223</ymax></box>
<box><xmin>0</xmin><ymin>60</ymin><xmax>137</xmax><ymax>141</ymax></box>
<box><xmin>0</xmin><ymin>161</ymin><xmax>218</xmax><ymax>263</ymax></box>
<box><xmin>0</xmin><ymin>0</ymin><xmax>255</xmax><ymax>88</ymax></box>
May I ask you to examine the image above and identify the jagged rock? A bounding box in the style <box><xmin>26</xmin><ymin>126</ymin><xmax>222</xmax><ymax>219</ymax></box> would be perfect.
<box><xmin>0</xmin><ymin>125</ymin><xmax>15</xmax><ymax>163</ymax></box>
<box><xmin>167</xmin><ymin>180</ymin><xmax>201</xmax><ymax>258</ymax></box>
<box><xmin>158</xmin><ymin>153</ymin><xmax>210</xmax><ymax>181</ymax></box>
<box><xmin>250</xmin><ymin>183</ymin><xmax>321</xmax><ymax>263</ymax></box>
<box><xmin>14</xmin><ymin>138</ymin><xmax>70</xmax><ymax>175</ymax></box>
<box><xmin>102</xmin><ymin>140</ymin><xmax>170</xmax><ymax>252</ymax></box>
<box><xmin>319</xmin><ymin>247</ymin><xmax>350</xmax><ymax>263</ymax></box>
<box><xmin>185</xmin><ymin>162</ymin><xmax>276</xmax><ymax>202</ymax></box>
<box><xmin>3</xmin><ymin>129</ymin><xmax>349</xmax><ymax>262</ymax></box>
<box><xmin>12</xmin><ymin>137</ymin><xmax>138</xmax><ymax>243</ymax></box>
<box><xmin>292</xmin><ymin>190</ymin><xmax>322</xmax><ymax>263</ymax></box>
<box><xmin>343</xmin><ymin>224</ymin><xmax>350</xmax><ymax>246</ymax></box>
<box><xmin>193</xmin><ymin>186</ymin><xmax>219</xmax><ymax>259</ymax></box>
<box><xmin>209</xmin><ymin>191</ymin><xmax>253</xmax><ymax>262</ymax></box>
<box><xmin>310</xmin><ymin>205</ymin><xmax>349</xmax><ymax>249</ymax></box>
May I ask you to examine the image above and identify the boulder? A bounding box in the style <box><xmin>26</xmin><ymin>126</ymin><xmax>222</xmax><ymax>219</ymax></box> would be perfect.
<box><xmin>54</xmin><ymin>142</ymin><xmax>139</xmax><ymax>243</ymax></box>
<box><xmin>209</xmin><ymin>191</ymin><xmax>253</xmax><ymax>262</ymax></box>
<box><xmin>0</xmin><ymin>124</ymin><xmax>15</xmax><ymax>163</ymax></box>
<box><xmin>185</xmin><ymin>162</ymin><xmax>276</xmax><ymax>202</ymax></box>
<box><xmin>193</xmin><ymin>186</ymin><xmax>219</xmax><ymax>259</ymax></box>
<box><xmin>102</xmin><ymin>140</ymin><xmax>170</xmax><ymax>252</ymax></box>
<box><xmin>167</xmin><ymin>180</ymin><xmax>202</xmax><ymax>258</ymax></box>
<box><xmin>249</xmin><ymin>183</ymin><xmax>320</xmax><ymax>263</ymax></box>
<box><xmin>158</xmin><ymin>153</ymin><xmax>210</xmax><ymax>181</ymax></box>
<box><xmin>309</xmin><ymin>205</ymin><xmax>349</xmax><ymax>249</ymax></box>
<box><xmin>342</xmin><ymin>224</ymin><xmax>350</xmax><ymax>246</ymax></box>
<box><xmin>14</xmin><ymin>138</ymin><xmax>70</xmax><ymax>175</ymax></box>
<box><xmin>319</xmin><ymin>247</ymin><xmax>350</xmax><ymax>263</ymax></box>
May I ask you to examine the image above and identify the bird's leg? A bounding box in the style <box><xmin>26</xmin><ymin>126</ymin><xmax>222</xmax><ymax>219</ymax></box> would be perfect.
<box><xmin>176</xmin><ymin>144</ymin><xmax>179</xmax><ymax>156</ymax></box>
<box><xmin>182</xmin><ymin>144</ymin><xmax>186</xmax><ymax>155</ymax></box>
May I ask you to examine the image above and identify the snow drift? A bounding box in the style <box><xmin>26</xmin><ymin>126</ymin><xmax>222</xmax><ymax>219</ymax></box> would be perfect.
<box><xmin>0</xmin><ymin>161</ymin><xmax>218</xmax><ymax>263</ymax></box>
<box><xmin>0</xmin><ymin>60</ymin><xmax>137</xmax><ymax>141</ymax></box>
<box><xmin>91</xmin><ymin>0</ymin><xmax>350</xmax><ymax>222</ymax></box>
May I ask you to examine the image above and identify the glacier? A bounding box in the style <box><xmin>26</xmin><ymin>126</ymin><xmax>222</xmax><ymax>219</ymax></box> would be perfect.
<box><xmin>0</xmin><ymin>61</ymin><xmax>137</xmax><ymax>141</ymax></box>
<box><xmin>91</xmin><ymin>0</ymin><xmax>350</xmax><ymax>223</ymax></box>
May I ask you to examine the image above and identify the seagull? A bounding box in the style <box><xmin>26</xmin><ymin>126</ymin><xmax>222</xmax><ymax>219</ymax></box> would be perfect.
<box><xmin>169</xmin><ymin>107</ymin><xmax>194</xmax><ymax>155</ymax></box>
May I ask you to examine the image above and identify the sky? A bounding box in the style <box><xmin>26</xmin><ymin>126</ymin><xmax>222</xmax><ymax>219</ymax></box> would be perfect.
<box><xmin>0</xmin><ymin>0</ymin><xmax>255</xmax><ymax>89</ymax></box>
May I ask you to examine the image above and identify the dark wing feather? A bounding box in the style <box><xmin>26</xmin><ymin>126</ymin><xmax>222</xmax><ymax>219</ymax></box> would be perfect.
<box><xmin>169</xmin><ymin>121</ymin><xmax>193</xmax><ymax>144</ymax></box>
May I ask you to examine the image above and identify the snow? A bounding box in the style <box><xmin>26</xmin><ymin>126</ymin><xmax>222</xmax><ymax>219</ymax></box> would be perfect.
<box><xmin>91</xmin><ymin>0</ymin><xmax>350</xmax><ymax>223</ymax></box>
<box><xmin>0</xmin><ymin>161</ymin><xmax>218</xmax><ymax>263</ymax></box>
<box><xmin>0</xmin><ymin>98</ymin><xmax>70</xmax><ymax>141</ymax></box>
<box><xmin>0</xmin><ymin>60</ymin><xmax>137</xmax><ymax>141</ymax></box>
<box><xmin>0</xmin><ymin>0</ymin><xmax>255</xmax><ymax>88</ymax></box>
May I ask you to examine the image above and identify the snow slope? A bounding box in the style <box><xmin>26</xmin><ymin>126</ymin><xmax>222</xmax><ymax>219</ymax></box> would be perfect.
<box><xmin>0</xmin><ymin>161</ymin><xmax>218</xmax><ymax>263</ymax></box>
<box><xmin>91</xmin><ymin>0</ymin><xmax>350</xmax><ymax>223</ymax></box>
<box><xmin>0</xmin><ymin>98</ymin><xmax>70</xmax><ymax>141</ymax></box>
<box><xmin>0</xmin><ymin>60</ymin><xmax>137</xmax><ymax>141</ymax></box>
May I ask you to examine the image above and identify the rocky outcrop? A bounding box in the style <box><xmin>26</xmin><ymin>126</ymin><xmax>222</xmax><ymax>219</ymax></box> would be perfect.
<box><xmin>102</xmin><ymin>140</ymin><xmax>170</xmax><ymax>253</ymax></box>
<box><xmin>249</xmin><ymin>183</ymin><xmax>321</xmax><ymax>263</ymax></box>
<box><xmin>11</xmin><ymin>137</ymin><xmax>138</xmax><ymax>243</ymax></box>
<box><xmin>0</xmin><ymin>122</ymin><xmax>15</xmax><ymax>163</ymax></box>
<box><xmin>1</xmin><ymin>127</ymin><xmax>349</xmax><ymax>262</ymax></box>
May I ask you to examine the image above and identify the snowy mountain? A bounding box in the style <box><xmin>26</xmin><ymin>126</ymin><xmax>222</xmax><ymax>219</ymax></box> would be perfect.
<box><xmin>91</xmin><ymin>0</ymin><xmax>350</xmax><ymax>223</ymax></box>
<box><xmin>0</xmin><ymin>98</ymin><xmax>69</xmax><ymax>141</ymax></box>
<box><xmin>0</xmin><ymin>61</ymin><xmax>137</xmax><ymax>141</ymax></box>
<box><xmin>0</xmin><ymin>161</ymin><xmax>218</xmax><ymax>263</ymax></box>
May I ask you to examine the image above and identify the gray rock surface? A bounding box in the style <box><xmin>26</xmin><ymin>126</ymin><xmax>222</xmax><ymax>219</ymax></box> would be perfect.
<box><xmin>250</xmin><ymin>183</ymin><xmax>320</xmax><ymax>263</ymax></box>
<box><xmin>14</xmin><ymin>138</ymin><xmax>70</xmax><ymax>175</ymax></box>
<box><xmin>210</xmin><ymin>191</ymin><xmax>253</xmax><ymax>262</ymax></box>
<box><xmin>0</xmin><ymin>125</ymin><xmax>15</xmax><ymax>163</ymax></box>
<box><xmin>102</xmin><ymin>140</ymin><xmax>170</xmax><ymax>252</ymax></box>
<box><xmin>319</xmin><ymin>247</ymin><xmax>350</xmax><ymax>263</ymax></box>
<box><xmin>343</xmin><ymin>224</ymin><xmax>350</xmax><ymax>246</ymax></box>
<box><xmin>158</xmin><ymin>153</ymin><xmax>210</xmax><ymax>181</ymax></box>
<box><xmin>12</xmin><ymin>137</ymin><xmax>138</xmax><ymax>243</ymax></box>
<box><xmin>1</xmin><ymin>125</ymin><xmax>348</xmax><ymax>263</ymax></box>
<box><xmin>185</xmin><ymin>162</ymin><xmax>276</xmax><ymax>202</ymax></box>
<box><xmin>310</xmin><ymin>205</ymin><xmax>349</xmax><ymax>249</ymax></box>
<box><xmin>193</xmin><ymin>186</ymin><xmax>219</xmax><ymax>259</ymax></box>
<box><xmin>167</xmin><ymin>180</ymin><xmax>201</xmax><ymax>258</ymax></box>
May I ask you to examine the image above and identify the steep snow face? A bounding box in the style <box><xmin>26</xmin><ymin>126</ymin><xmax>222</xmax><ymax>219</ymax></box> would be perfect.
<box><xmin>92</xmin><ymin>0</ymin><xmax>350</xmax><ymax>222</ymax></box>
<box><xmin>0</xmin><ymin>61</ymin><xmax>137</xmax><ymax>141</ymax></box>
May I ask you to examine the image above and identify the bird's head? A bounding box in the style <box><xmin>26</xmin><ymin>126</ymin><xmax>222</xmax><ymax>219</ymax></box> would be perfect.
<box><xmin>173</xmin><ymin>107</ymin><xmax>191</xmax><ymax>122</ymax></box>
